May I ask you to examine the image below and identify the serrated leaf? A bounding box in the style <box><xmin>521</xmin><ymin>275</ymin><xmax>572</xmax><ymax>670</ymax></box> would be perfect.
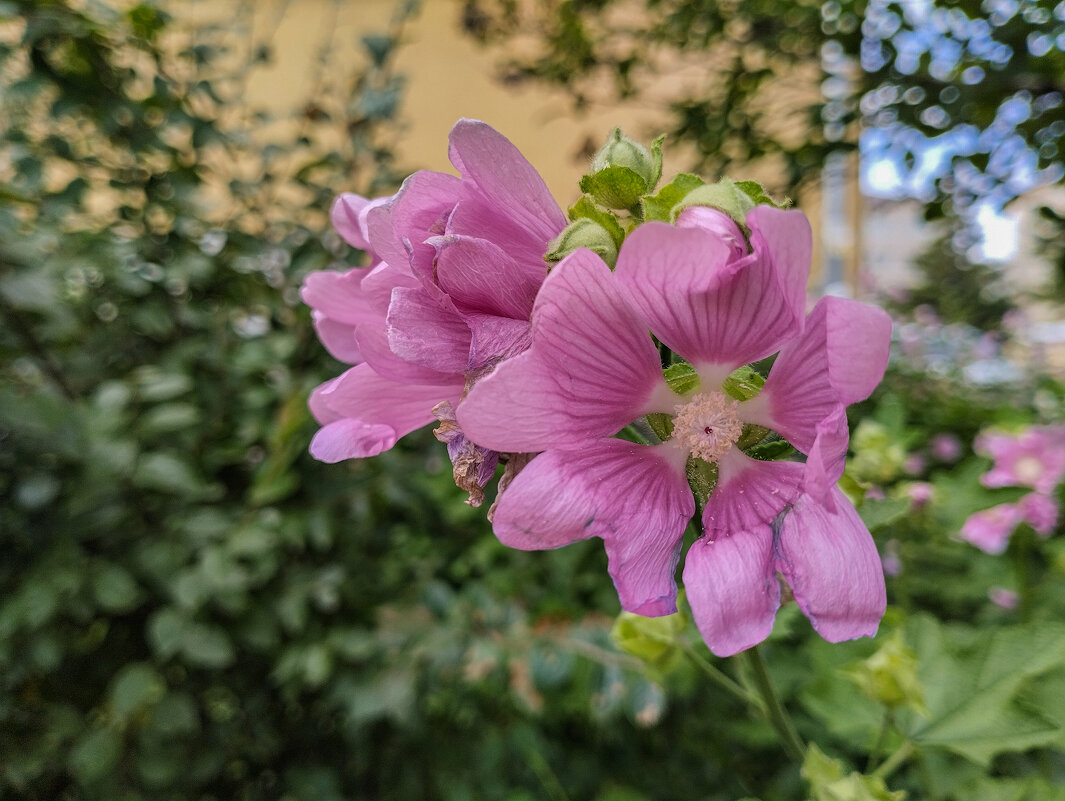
<box><xmin>734</xmin><ymin>179</ymin><xmax>790</xmax><ymax>209</ymax></box>
<box><xmin>663</xmin><ymin>362</ymin><xmax>698</xmax><ymax>394</ymax></box>
<box><xmin>903</xmin><ymin>615</ymin><xmax>1065</xmax><ymax>765</ymax></box>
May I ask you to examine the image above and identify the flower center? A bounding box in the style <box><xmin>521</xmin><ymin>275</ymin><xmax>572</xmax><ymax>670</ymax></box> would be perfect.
<box><xmin>1014</xmin><ymin>455</ymin><xmax>1043</xmax><ymax>485</ymax></box>
<box><xmin>672</xmin><ymin>391</ymin><xmax>744</xmax><ymax>463</ymax></box>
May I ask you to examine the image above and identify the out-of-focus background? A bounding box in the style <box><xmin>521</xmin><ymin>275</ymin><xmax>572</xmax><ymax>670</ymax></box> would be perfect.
<box><xmin>2</xmin><ymin>1</ymin><xmax>1064</xmax><ymax>799</ymax></box>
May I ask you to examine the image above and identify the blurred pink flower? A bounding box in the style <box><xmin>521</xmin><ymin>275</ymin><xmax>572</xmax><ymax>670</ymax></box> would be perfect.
<box><xmin>976</xmin><ymin>424</ymin><xmax>1065</xmax><ymax>495</ymax></box>
<box><xmin>304</xmin><ymin>120</ymin><xmax>565</xmax><ymax>496</ymax></box>
<box><xmin>988</xmin><ymin>586</ymin><xmax>1019</xmax><ymax>610</ymax></box>
<box><xmin>930</xmin><ymin>433</ymin><xmax>962</xmax><ymax>463</ymax></box>
<box><xmin>1019</xmin><ymin>492</ymin><xmax>1059</xmax><ymax>536</ymax></box>
<box><xmin>906</xmin><ymin>482</ymin><xmax>934</xmax><ymax>509</ymax></box>
<box><xmin>903</xmin><ymin>453</ymin><xmax>926</xmax><ymax>476</ymax></box>
<box><xmin>960</xmin><ymin>502</ymin><xmax>1023</xmax><ymax>554</ymax></box>
<box><xmin>460</xmin><ymin>208</ymin><xmax>892</xmax><ymax>655</ymax></box>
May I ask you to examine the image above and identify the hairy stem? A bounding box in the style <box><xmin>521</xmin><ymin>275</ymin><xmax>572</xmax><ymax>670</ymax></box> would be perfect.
<box><xmin>742</xmin><ymin>646</ymin><xmax>806</xmax><ymax>763</ymax></box>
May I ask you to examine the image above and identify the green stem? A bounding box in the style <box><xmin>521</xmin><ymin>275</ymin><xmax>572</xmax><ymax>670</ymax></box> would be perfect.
<box><xmin>682</xmin><ymin>643</ymin><xmax>762</xmax><ymax>709</ymax></box>
<box><xmin>742</xmin><ymin>646</ymin><xmax>806</xmax><ymax>764</ymax></box>
<box><xmin>865</xmin><ymin>709</ymin><xmax>895</xmax><ymax>772</ymax></box>
<box><xmin>872</xmin><ymin>741</ymin><xmax>914</xmax><ymax>780</ymax></box>
<box><xmin>1013</xmin><ymin>529</ymin><xmax>1034</xmax><ymax>622</ymax></box>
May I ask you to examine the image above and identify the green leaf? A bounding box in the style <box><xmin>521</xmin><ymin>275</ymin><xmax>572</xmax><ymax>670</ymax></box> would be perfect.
<box><xmin>180</xmin><ymin>623</ymin><xmax>235</xmax><ymax>668</ymax></box>
<box><xmin>109</xmin><ymin>662</ymin><xmax>165</xmax><ymax>718</ymax></box>
<box><xmin>672</xmin><ymin>177</ymin><xmax>757</xmax><ymax>225</ymax></box>
<box><xmin>722</xmin><ymin>365</ymin><xmax>765</xmax><ymax>401</ymax></box>
<box><xmin>68</xmin><ymin>727</ymin><xmax>122</xmax><ymax>785</ymax></box>
<box><xmin>734</xmin><ymin>179</ymin><xmax>790</xmax><ymax>210</ymax></box>
<box><xmin>903</xmin><ymin>616</ymin><xmax>1065</xmax><ymax>765</ymax></box>
<box><xmin>641</xmin><ymin>173</ymin><xmax>705</xmax><ymax>222</ymax></box>
<box><xmin>91</xmin><ymin>563</ymin><xmax>141</xmax><ymax>613</ymax></box>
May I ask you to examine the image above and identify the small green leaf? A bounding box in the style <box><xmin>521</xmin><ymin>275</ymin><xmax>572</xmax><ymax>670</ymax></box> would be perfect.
<box><xmin>68</xmin><ymin>727</ymin><xmax>122</xmax><ymax>785</ymax></box>
<box><xmin>567</xmin><ymin>196</ymin><xmax>626</xmax><ymax>248</ymax></box>
<box><xmin>663</xmin><ymin>362</ymin><xmax>698</xmax><ymax>394</ymax></box>
<box><xmin>746</xmin><ymin>439</ymin><xmax>795</xmax><ymax>461</ymax></box>
<box><xmin>802</xmin><ymin>744</ymin><xmax>906</xmax><ymax>801</ymax></box>
<box><xmin>734</xmin><ymin>179</ymin><xmax>790</xmax><ymax>209</ymax></box>
<box><xmin>110</xmin><ymin>662</ymin><xmax>165</xmax><ymax>718</ymax></box>
<box><xmin>722</xmin><ymin>365</ymin><xmax>765</xmax><ymax>401</ymax></box>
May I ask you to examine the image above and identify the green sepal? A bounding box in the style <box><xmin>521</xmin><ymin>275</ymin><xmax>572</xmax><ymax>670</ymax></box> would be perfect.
<box><xmin>544</xmin><ymin>216</ymin><xmax>619</xmax><ymax>267</ymax></box>
<box><xmin>648</xmin><ymin>133</ymin><xmax>665</xmax><ymax>189</ymax></box>
<box><xmin>567</xmin><ymin>195</ymin><xmax>625</xmax><ymax>248</ymax></box>
<box><xmin>646</xmin><ymin>412</ymin><xmax>673</xmax><ymax>442</ymax></box>
<box><xmin>579</xmin><ymin>165</ymin><xmax>648</xmax><ymax>211</ymax></box>
<box><xmin>641</xmin><ymin>173</ymin><xmax>705</xmax><ymax>222</ymax></box>
<box><xmin>686</xmin><ymin>457</ymin><xmax>718</xmax><ymax>510</ymax></box>
<box><xmin>663</xmin><ymin>361</ymin><xmax>699</xmax><ymax>395</ymax></box>
<box><xmin>802</xmin><ymin>744</ymin><xmax>907</xmax><ymax>801</ymax></box>
<box><xmin>612</xmin><ymin>602</ymin><xmax>686</xmax><ymax>665</ymax></box>
<box><xmin>722</xmin><ymin>365</ymin><xmax>765</xmax><ymax>401</ymax></box>
<box><xmin>734</xmin><ymin>179</ymin><xmax>791</xmax><ymax>210</ymax></box>
<box><xmin>673</xmin><ymin>177</ymin><xmax>757</xmax><ymax>225</ymax></box>
<box><xmin>745</xmin><ymin>436</ymin><xmax>795</xmax><ymax>461</ymax></box>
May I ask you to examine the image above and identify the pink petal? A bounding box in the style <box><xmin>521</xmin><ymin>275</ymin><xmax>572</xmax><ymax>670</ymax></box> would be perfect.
<box><xmin>1019</xmin><ymin>492</ymin><xmax>1059</xmax><ymax>536</ymax></box>
<box><xmin>464</xmin><ymin>313</ymin><xmax>533</xmax><ymax>370</ymax></box>
<box><xmin>301</xmin><ymin>268</ymin><xmax>380</xmax><ymax>326</ymax></box>
<box><xmin>701</xmin><ymin>450</ymin><xmax>803</xmax><ymax>537</ymax></box>
<box><xmin>614</xmin><ymin>206</ymin><xmax>809</xmax><ymax>370</ymax></box>
<box><xmin>370</xmin><ymin>170</ymin><xmax>464</xmax><ymax>280</ymax></box>
<box><xmin>430</xmin><ymin>234</ymin><xmax>541</xmax><ymax>319</ymax></box>
<box><xmin>355</xmin><ymin>323</ymin><xmax>458</xmax><ymax>384</ymax></box>
<box><xmin>800</xmin><ymin>409</ymin><xmax>850</xmax><ymax>505</ymax></box>
<box><xmin>361</xmin><ymin>262</ymin><xmax>420</xmax><ymax>318</ymax></box>
<box><xmin>683</xmin><ymin>528</ymin><xmax>780</xmax><ymax>657</ymax></box>
<box><xmin>675</xmin><ymin>205</ymin><xmax>747</xmax><ymax>261</ymax></box>
<box><xmin>960</xmin><ymin>503</ymin><xmax>1023</xmax><ymax>553</ymax></box>
<box><xmin>775</xmin><ymin>489</ymin><xmax>886</xmax><ymax>643</ymax></box>
<box><xmin>310</xmin><ymin>418</ymin><xmax>400</xmax><ymax>462</ymax></box>
<box><xmin>386</xmin><ymin>286</ymin><xmax>472</xmax><ymax>374</ymax></box>
<box><xmin>457</xmin><ymin>249</ymin><xmax>665</xmax><ymax>453</ymax></box>
<box><xmin>331</xmin><ymin>194</ymin><xmax>388</xmax><ymax>252</ymax></box>
<box><xmin>445</xmin><ymin>197</ymin><xmax>552</xmax><ymax>279</ymax></box>
<box><xmin>492</xmin><ymin>439</ymin><xmax>694</xmax><ymax>616</ymax></box>
<box><xmin>746</xmin><ymin>296</ymin><xmax>891</xmax><ymax>453</ymax></box>
<box><xmin>309</xmin><ymin>363</ymin><xmax>464</xmax><ymax>461</ymax></box>
<box><xmin>447</xmin><ymin>119</ymin><xmax>566</xmax><ymax>246</ymax></box>
<box><xmin>312</xmin><ymin>313</ymin><xmax>362</xmax><ymax>364</ymax></box>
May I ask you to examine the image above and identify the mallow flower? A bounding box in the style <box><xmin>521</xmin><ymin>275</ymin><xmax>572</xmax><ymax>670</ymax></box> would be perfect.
<box><xmin>458</xmin><ymin>206</ymin><xmax>891</xmax><ymax>656</ymax></box>
<box><xmin>304</xmin><ymin>119</ymin><xmax>566</xmax><ymax>503</ymax></box>
<box><xmin>975</xmin><ymin>424</ymin><xmax>1065</xmax><ymax>496</ymax></box>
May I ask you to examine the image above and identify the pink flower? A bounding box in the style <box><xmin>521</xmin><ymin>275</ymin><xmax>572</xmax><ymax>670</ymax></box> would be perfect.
<box><xmin>304</xmin><ymin>120</ymin><xmax>566</xmax><ymax>494</ymax></box>
<box><xmin>1019</xmin><ymin>492</ymin><xmax>1059</xmax><ymax>536</ymax></box>
<box><xmin>930</xmin><ymin>433</ymin><xmax>962</xmax><ymax>463</ymax></box>
<box><xmin>459</xmin><ymin>208</ymin><xmax>892</xmax><ymax>656</ymax></box>
<box><xmin>988</xmin><ymin>586</ymin><xmax>1019</xmax><ymax>610</ymax></box>
<box><xmin>906</xmin><ymin>482</ymin><xmax>934</xmax><ymax>509</ymax></box>
<box><xmin>975</xmin><ymin>425</ymin><xmax>1065</xmax><ymax>495</ymax></box>
<box><xmin>959</xmin><ymin>502</ymin><xmax>1023</xmax><ymax>554</ymax></box>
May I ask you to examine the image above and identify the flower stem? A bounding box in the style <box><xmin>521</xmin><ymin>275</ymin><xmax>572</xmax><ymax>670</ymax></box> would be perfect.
<box><xmin>682</xmin><ymin>643</ymin><xmax>762</xmax><ymax>709</ymax></box>
<box><xmin>742</xmin><ymin>646</ymin><xmax>806</xmax><ymax>764</ymax></box>
<box><xmin>872</xmin><ymin>740</ymin><xmax>914</xmax><ymax>780</ymax></box>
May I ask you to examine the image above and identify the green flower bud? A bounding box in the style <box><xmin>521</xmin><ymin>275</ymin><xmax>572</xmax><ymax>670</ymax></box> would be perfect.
<box><xmin>841</xmin><ymin>629</ymin><xmax>929</xmax><ymax>716</ymax></box>
<box><xmin>545</xmin><ymin>217</ymin><xmax>619</xmax><ymax>267</ymax></box>
<box><xmin>611</xmin><ymin>605</ymin><xmax>687</xmax><ymax>681</ymax></box>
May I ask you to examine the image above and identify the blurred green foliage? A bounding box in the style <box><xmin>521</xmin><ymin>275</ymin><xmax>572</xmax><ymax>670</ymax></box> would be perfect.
<box><xmin>2</xmin><ymin>2</ymin><xmax>1065</xmax><ymax>800</ymax></box>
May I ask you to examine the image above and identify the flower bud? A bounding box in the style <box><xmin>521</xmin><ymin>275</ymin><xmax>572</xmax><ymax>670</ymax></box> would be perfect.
<box><xmin>545</xmin><ymin>217</ymin><xmax>619</xmax><ymax>267</ymax></box>
<box><xmin>676</xmin><ymin>205</ymin><xmax>748</xmax><ymax>260</ymax></box>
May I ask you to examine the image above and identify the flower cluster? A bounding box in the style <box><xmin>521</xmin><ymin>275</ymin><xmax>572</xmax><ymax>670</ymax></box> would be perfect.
<box><xmin>960</xmin><ymin>424</ymin><xmax>1065</xmax><ymax>554</ymax></box>
<box><xmin>303</xmin><ymin>120</ymin><xmax>893</xmax><ymax>657</ymax></box>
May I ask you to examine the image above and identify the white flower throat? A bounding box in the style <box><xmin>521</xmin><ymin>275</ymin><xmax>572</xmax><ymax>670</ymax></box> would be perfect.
<box><xmin>672</xmin><ymin>391</ymin><xmax>744</xmax><ymax>463</ymax></box>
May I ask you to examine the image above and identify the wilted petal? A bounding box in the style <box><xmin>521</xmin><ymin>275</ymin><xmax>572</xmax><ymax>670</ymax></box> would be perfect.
<box><xmin>387</xmin><ymin>286</ymin><xmax>472</xmax><ymax>374</ymax></box>
<box><xmin>702</xmin><ymin>449</ymin><xmax>803</xmax><ymax>537</ymax></box>
<box><xmin>775</xmin><ymin>489</ymin><xmax>886</xmax><ymax>643</ymax></box>
<box><xmin>492</xmin><ymin>439</ymin><xmax>694</xmax><ymax>616</ymax></box>
<box><xmin>458</xmin><ymin>249</ymin><xmax>664</xmax><ymax>453</ymax></box>
<box><xmin>447</xmin><ymin>118</ymin><xmax>566</xmax><ymax>246</ymax></box>
<box><xmin>746</xmin><ymin>296</ymin><xmax>891</xmax><ymax>453</ymax></box>
<box><xmin>356</xmin><ymin>323</ymin><xmax>457</xmax><ymax>384</ymax></box>
<box><xmin>684</xmin><ymin>528</ymin><xmax>780</xmax><ymax>657</ymax></box>
<box><xmin>464</xmin><ymin>313</ymin><xmax>533</xmax><ymax>370</ymax></box>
